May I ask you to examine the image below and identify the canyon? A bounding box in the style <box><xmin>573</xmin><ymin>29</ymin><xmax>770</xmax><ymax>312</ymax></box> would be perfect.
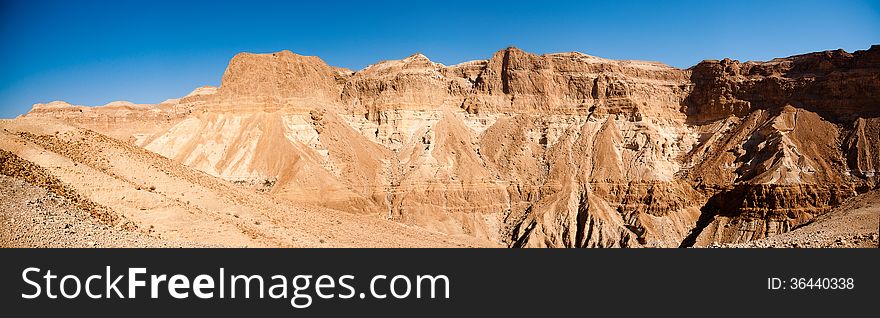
<box><xmin>5</xmin><ymin>45</ymin><xmax>880</xmax><ymax>247</ymax></box>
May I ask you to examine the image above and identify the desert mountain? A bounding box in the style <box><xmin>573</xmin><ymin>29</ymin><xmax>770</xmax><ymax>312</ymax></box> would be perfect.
<box><xmin>14</xmin><ymin>45</ymin><xmax>880</xmax><ymax>247</ymax></box>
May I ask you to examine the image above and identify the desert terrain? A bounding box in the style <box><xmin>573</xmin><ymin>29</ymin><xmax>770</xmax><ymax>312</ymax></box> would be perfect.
<box><xmin>2</xmin><ymin>46</ymin><xmax>879</xmax><ymax>248</ymax></box>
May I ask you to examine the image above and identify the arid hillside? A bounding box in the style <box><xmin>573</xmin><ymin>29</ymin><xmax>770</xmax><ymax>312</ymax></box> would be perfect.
<box><xmin>9</xmin><ymin>45</ymin><xmax>880</xmax><ymax>248</ymax></box>
<box><xmin>0</xmin><ymin>119</ymin><xmax>491</xmax><ymax>247</ymax></box>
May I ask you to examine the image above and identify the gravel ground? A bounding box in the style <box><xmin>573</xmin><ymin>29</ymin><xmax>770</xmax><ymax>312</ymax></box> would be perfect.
<box><xmin>0</xmin><ymin>175</ymin><xmax>209</xmax><ymax>248</ymax></box>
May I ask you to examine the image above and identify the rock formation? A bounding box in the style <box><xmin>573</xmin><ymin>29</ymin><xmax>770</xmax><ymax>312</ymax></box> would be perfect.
<box><xmin>18</xmin><ymin>45</ymin><xmax>880</xmax><ymax>247</ymax></box>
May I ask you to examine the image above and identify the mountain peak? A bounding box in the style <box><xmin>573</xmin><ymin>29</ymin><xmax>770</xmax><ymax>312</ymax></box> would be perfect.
<box><xmin>218</xmin><ymin>49</ymin><xmax>340</xmax><ymax>102</ymax></box>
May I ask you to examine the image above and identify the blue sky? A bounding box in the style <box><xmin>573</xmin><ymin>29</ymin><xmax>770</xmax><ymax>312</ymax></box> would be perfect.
<box><xmin>1</xmin><ymin>0</ymin><xmax>878</xmax><ymax>118</ymax></box>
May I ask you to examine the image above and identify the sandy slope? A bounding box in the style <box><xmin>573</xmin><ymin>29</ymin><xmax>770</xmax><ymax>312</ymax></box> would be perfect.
<box><xmin>0</xmin><ymin>118</ymin><xmax>494</xmax><ymax>248</ymax></box>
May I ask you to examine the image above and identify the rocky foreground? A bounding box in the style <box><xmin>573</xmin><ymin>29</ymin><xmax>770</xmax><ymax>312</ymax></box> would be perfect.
<box><xmin>0</xmin><ymin>175</ymin><xmax>208</xmax><ymax>248</ymax></box>
<box><xmin>722</xmin><ymin>190</ymin><xmax>879</xmax><ymax>248</ymax></box>
<box><xmin>6</xmin><ymin>45</ymin><xmax>880</xmax><ymax>248</ymax></box>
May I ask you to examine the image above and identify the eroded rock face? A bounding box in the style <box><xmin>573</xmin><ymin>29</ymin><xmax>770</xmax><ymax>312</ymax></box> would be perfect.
<box><xmin>218</xmin><ymin>50</ymin><xmax>344</xmax><ymax>104</ymax></box>
<box><xmin>686</xmin><ymin>45</ymin><xmax>880</xmax><ymax>123</ymax></box>
<box><xmin>465</xmin><ymin>47</ymin><xmax>690</xmax><ymax>117</ymax></box>
<box><xmin>23</xmin><ymin>45</ymin><xmax>880</xmax><ymax>247</ymax></box>
<box><xmin>677</xmin><ymin>46</ymin><xmax>879</xmax><ymax>246</ymax></box>
<box><xmin>845</xmin><ymin>117</ymin><xmax>880</xmax><ymax>181</ymax></box>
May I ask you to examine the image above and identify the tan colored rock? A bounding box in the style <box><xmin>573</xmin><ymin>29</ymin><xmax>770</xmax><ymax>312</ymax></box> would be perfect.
<box><xmin>0</xmin><ymin>119</ymin><xmax>489</xmax><ymax>247</ymax></box>
<box><xmin>218</xmin><ymin>50</ymin><xmax>344</xmax><ymax>104</ymax></box>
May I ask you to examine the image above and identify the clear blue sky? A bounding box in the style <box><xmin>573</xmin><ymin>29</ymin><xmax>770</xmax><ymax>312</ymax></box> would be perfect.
<box><xmin>1</xmin><ymin>0</ymin><xmax>878</xmax><ymax>118</ymax></box>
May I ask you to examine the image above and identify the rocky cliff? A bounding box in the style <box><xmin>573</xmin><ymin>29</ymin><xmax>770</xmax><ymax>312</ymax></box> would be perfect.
<box><xmin>679</xmin><ymin>46</ymin><xmax>879</xmax><ymax>246</ymax></box>
<box><xmin>23</xmin><ymin>45</ymin><xmax>880</xmax><ymax>247</ymax></box>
